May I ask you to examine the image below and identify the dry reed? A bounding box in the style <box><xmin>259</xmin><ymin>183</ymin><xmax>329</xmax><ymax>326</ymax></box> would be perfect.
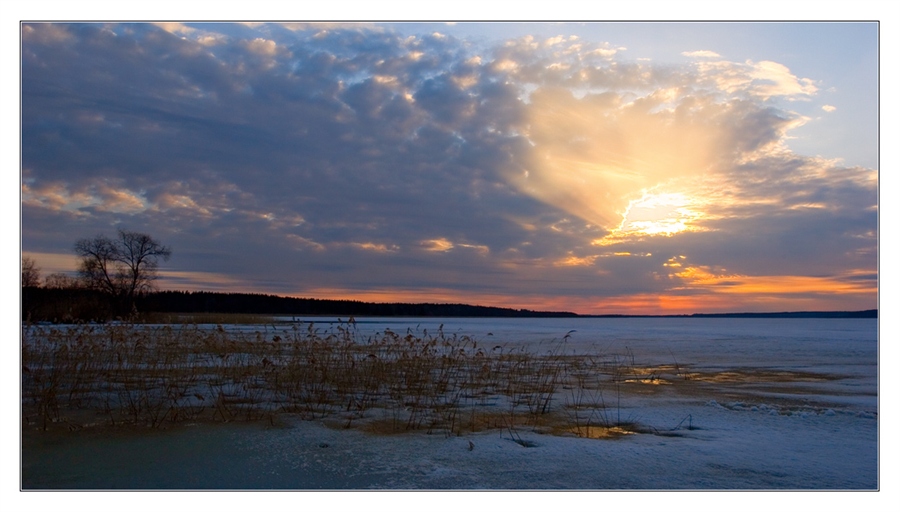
<box><xmin>21</xmin><ymin>320</ymin><xmax>663</xmax><ymax>437</ymax></box>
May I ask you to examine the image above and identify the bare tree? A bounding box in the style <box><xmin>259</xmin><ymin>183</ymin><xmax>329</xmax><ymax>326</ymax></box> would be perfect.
<box><xmin>22</xmin><ymin>257</ymin><xmax>41</xmax><ymax>287</ymax></box>
<box><xmin>74</xmin><ymin>230</ymin><xmax>171</xmax><ymax>312</ymax></box>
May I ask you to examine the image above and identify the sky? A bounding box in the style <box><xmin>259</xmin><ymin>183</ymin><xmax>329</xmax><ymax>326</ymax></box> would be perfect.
<box><xmin>18</xmin><ymin>19</ymin><xmax>880</xmax><ymax>315</ymax></box>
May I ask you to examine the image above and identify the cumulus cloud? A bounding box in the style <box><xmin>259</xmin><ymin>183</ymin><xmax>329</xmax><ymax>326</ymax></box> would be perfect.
<box><xmin>682</xmin><ymin>50</ymin><xmax>721</xmax><ymax>58</ymax></box>
<box><xmin>692</xmin><ymin>59</ymin><xmax>818</xmax><ymax>100</ymax></box>
<box><xmin>20</xmin><ymin>22</ymin><xmax>876</xmax><ymax>314</ymax></box>
<box><xmin>747</xmin><ymin>60</ymin><xmax>818</xmax><ymax>99</ymax></box>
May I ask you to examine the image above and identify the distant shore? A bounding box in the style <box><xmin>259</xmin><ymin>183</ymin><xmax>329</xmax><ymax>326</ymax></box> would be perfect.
<box><xmin>23</xmin><ymin>287</ymin><xmax>876</xmax><ymax>322</ymax></box>
<box><xmin>135</xmin><ymin>291</ymin><xmax>877</xmax><ymax>319</ymax></box>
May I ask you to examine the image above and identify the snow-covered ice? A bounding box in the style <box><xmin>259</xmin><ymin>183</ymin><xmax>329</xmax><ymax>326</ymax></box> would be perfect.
<box><xmin>23</xmin><ymin>399</ymin><xmax>876</xmax><ymax>489</ymax></box>
<box><xmin>19</xmin><ymin>317</ymin><xmax>892</xmax><ymax>509</ymax></box>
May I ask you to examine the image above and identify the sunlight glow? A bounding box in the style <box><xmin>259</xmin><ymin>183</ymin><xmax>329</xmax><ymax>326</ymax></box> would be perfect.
<box><xmin>619</xmin><ymin>192</ymin><xmax>703</xmax><ymax>235</ymax></box>
<box><xmin>594</xmin><ymin>191</ymin><xmax>708</xmax><ymax>246</ymax></box>
<box><xmin>505</xmin><ymin>85</ymin><xmax>723</xmax><ymax>232</ymax></box>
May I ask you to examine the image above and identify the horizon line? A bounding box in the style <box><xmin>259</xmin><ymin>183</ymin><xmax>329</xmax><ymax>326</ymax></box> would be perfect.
<box><xmin>140</xmin><ymin>288</ymin><xmax>878</xmax><ymax>318</ymax></box>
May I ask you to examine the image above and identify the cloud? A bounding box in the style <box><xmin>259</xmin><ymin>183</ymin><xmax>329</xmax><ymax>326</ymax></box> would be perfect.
<box><xmin>152</xmin><ymin>22</ymin><xmax>197</xmax><ymax>36</ymax></box>
<box><xmin>513</xmin><ymin>101</ymin><xmax>782</xmax><ymax>230</ymax></box>
<box><xmin>244</xmin><ymin>37</ymin><xmax>280</xmax><ymax>56</ymax></box>
<box><xmin>682</xmin><ymin>50</ymin><xmax>721</xmax><ymax>58</ymax></box>
<box><xmin>555</xmin><ymin>254</ymin><xmax>599</xmax><ymax>267</ymax></box>
<box><xmin>21</xmin><ymin>23</ymin><xmax>75</xmax><ymax>45</ymax></box>
<box><xmin>159</xmin><ymin>269</ymin><xmax>257</xmax><ymax>292</ymax></box>
<box><xmin>20</xmin><ymin>23</ymin><xmax>876</xmax><ymax>314</ymax></box>
<box><xmin>421</xmin><ymin>238</ymin><xmax>455</xmax><ymax>252</ymax></box>
<box><xmin>666</xmin><ymin>260</ymin><xmax>876</xmax><ymax>299</ymax></box>
<box><xmin>348</xmin><ymin>242</ymin><xmax>400</xmax><ymax>253</ymax></box>
<box><xmin>693</xmin><ymin>59</ymin><xmax>817</xmax><ymax>100</ymax></box>
<box><xmin>822</xmin><ymin>104</ymin><xmax>837</xmax><ymax>112</ymax></box>
<box><xmin>747</xmin><ymin>60</ymin><xmax>818</xmax><ymax>99</ymax></box>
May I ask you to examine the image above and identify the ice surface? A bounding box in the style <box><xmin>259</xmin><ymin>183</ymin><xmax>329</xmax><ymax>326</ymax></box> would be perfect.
<box><xmin>21</xmin><ymin>318</ymin><xmax>882</xmax><ymax>500</ymax></box>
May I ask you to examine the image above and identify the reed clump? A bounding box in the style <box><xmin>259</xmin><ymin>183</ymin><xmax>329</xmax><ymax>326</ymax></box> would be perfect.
<box><xmin>21</xmin><ymin>320</ymin><xmax>657</xmax><ymax>437</ymax></box>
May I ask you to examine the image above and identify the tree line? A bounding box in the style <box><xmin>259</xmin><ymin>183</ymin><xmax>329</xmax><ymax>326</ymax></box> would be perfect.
<box><xmin>22</xmin><ymin>230</ymin><xmax>577</xmax><ymax>322</ymax></box>
<box><xmin>137</xmin><ymin>291</ymin><xmax>577</xmax><ymax>319</ymax></box>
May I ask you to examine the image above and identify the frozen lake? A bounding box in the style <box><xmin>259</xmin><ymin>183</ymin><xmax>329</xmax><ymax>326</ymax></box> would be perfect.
<box><xmin>22</xmin><ymin>317</ymin><xmax>878</xmax><ymax>492</ymax></box>
<box><xmin>296</xmin><ymin>315</ymin><xmax>877</xmax><ymax>375</ymax></box>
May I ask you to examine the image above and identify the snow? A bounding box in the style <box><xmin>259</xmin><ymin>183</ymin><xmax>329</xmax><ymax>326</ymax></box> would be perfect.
<box><xmin>16</xmin><ymin>317</ymin><xmax>897</xmax><ymax>510</ymax></box>
<box><xmin>22</xmin><ymin>402</ymin><xmax>875</xmax><ymax>490</ymax></box>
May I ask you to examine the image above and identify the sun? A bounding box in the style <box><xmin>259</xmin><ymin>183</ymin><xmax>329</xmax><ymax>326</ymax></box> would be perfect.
<box><xmin>594</xmin><ymin>191</ymin><xmax>708</xmax><ymax>245</ymax></box>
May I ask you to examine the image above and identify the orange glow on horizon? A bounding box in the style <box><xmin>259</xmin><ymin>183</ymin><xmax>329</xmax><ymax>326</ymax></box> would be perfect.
<box><xmin>671</xmin><ymin>266</ymin><xmax>876</xmax><ymax>296</ymax></box>
<box><xmin>586</xmin><ymin>290</ymin><xmax>874</xmax><ymax>316</ymax></box>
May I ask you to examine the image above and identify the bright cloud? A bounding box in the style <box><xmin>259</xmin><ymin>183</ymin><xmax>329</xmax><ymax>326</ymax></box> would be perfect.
<box><xmin>682</xmin><ymin>50</ymin><xmax>721</xmax><ymax>58</ymax></box>
<box><xmin>95</xmin><ymin>184</ymin><xmax>147</xmax><ymax>213</ymax></box>
<box><xmin>245</xmin><ymin>37</ymin><xmax>279</xmax><ymax>56</ymax></box>
<box><xmin>350</xmin><ymin>242</ymin><xmax>399</xmax><ymax>253</ymax></box>
<box><xmin>555</xmin><ymin>254</ymin><xmax>599</xmax><ymax>267</ymax></box>
<box><xmin>152</xmin><ymin>22</ymin><xmax>197</xmax><ymax>36</ymax></box>
<box><xmin>693</xmin><ymin>59</ymin><xmax>818</xmax><ymax>100</ymax></box>
<box><xmin>421</xmin><ymin>238</ymin><xmax>455</xmax><ymax>252</ymax></box>
<box><xmin>747</xmin><ymin>60</ymin><xmax>818</xmax><ymax>99</ymax></box>
<box><xmin>22</xmin><ymin>181</ymin><xmax>147</xmax><ymax>214</ymax></box>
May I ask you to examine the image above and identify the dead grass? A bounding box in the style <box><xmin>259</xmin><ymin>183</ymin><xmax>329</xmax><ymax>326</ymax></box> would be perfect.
<box><xmin>22</xmin><ymin>321</ymin><xmax>611</xmax><ymax>435</ymax></box>
<box><xmin>22</xmin><ymin>320</ymin><xmax>838</xmax><ymax>438</ymax></box>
